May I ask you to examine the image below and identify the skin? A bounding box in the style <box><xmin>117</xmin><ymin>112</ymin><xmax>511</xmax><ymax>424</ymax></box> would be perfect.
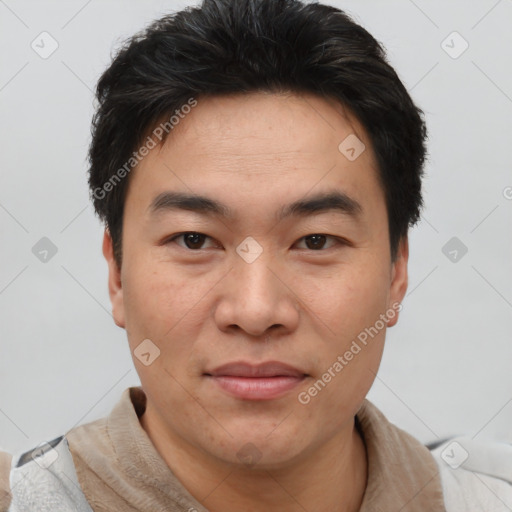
<box><xmin>103</xmin><ymin>91</ymin><xmax>409</xmax><ymax>512</ymax></box>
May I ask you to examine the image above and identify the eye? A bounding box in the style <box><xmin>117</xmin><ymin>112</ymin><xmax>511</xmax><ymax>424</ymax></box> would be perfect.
<box><xmin>165</xmin><ymin>232</ymin><xmax>347</xmax><ymax>252</ymax></box>
<box><xmin>295</xmin><ymin>234</ymin><xmax>342</xmax><ymax>251</ymax></box>
<box><xmin>166</xmin><ymin>232</ymin><xmax>219</xmax><ymax>250</ymax></box>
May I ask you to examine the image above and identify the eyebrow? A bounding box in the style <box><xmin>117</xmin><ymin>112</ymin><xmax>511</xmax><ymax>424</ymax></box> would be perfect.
<box><xmin>148</xmin><ymin>190</ymin><xmax>362</xmax><ymax>222</ymax></box>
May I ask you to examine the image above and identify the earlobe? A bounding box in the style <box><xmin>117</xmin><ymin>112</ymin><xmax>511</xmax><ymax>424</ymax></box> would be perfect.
<box><xmin>102</xmin><ymin>229</ymin><xmax>126</xmax><ymax>328</ymax></box>
<box><xmin>387</xmin><ymin>237</ymin><xmax>409</xmax><ymax>328</ymax></box>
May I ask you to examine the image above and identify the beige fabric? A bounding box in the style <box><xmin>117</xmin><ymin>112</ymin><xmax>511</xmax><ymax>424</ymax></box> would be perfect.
<box><xmin>355</xmin><ymin>401</ymin><xmax>446</xmax><ymax>511</ymax></box>
<box><xmin>66</xmin><ymin>386</ymin><xmax>446</xmax><ymax>511</ymax></box>
<box><xmin>0</xmin><ymin>450</ymin><xmax>12</xmax><ymax>512</ymax></box>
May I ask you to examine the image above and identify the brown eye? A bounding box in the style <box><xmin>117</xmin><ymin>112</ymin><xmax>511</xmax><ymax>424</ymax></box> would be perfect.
<box><xmin>296</xmin><ymin>234</ymin><xmax>339</xmax><ymax>251</ymax></box>
<box><xmin>167</xmin><ymin>232</ymin><xmax>217</xmax><ymax>250</ymax></box>
<box><xmin>305</xmin><ymin>235</ymin><xmax>327</xmax><ymax>250</ymax></box>
<box><xmin>183</xmin><ymin>233</ymin><xmax>207</xmax><ymax>249</ymax></box>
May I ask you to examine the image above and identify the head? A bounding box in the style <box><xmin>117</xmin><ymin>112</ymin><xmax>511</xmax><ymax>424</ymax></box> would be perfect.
<box><xmin>88</xmin><ymin>0</ymin><xmax>426</xmax><ymax>469</ymax></box>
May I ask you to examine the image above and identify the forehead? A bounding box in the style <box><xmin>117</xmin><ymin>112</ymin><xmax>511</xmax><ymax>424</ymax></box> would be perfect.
<box><xmin>158</xmin><ymin>92</ymin><xmax>371</xmax><ymax>159</ymax></box>
<box><xmin>127</xmin><ymin>92</ymin><xmax>382</xmax><ymax>221</ymax></box>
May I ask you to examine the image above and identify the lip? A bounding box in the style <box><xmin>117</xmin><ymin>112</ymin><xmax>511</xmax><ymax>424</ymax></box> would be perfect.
<box><xmin>205</xmin><ymin>361</ymin><xmax>307</xmax><ymax>400</ymax></box>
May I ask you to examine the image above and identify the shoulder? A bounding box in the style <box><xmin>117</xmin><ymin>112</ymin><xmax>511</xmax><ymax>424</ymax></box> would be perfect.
<box><xmin>0</xmin><ymin>450</ymin><xmax>12</xmax><ymax>512</ymax></box>
<box><xmin>8</xmin><ymin>435</ymin><xmax>92</xmax><ymax>511</ymax></box>
<box><xmin>429</xmin><ymin>436</ymin><xmax>512</xmax><ymax>511</ymax></box>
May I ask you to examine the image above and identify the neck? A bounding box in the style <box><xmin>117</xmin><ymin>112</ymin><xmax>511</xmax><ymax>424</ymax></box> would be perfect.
<box><xmin>140</xmin><ymin>407</ymin><xmax>368</xmax><ymax>512</ymax></box>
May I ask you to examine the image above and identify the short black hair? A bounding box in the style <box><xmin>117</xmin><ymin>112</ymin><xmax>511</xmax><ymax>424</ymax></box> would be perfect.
<box><xmin>88</xmin><ymin>0</ymin><xmax>427</xmax><ymax>266</ymax></box>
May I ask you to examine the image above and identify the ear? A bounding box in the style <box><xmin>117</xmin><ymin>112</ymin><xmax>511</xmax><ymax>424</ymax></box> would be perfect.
<box><xmin>387</xmin><ymin>237</ymin><xmax>409</xmax><ymax>328</ymax></box>
<box><xmin>102</xmin><ymin>229</ymin><xmax>126</xmax><ymax>328</ymax></box>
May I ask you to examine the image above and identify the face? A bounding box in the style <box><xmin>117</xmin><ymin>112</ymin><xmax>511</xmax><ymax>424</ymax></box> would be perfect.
<box><xmin>104</xmin><ymin>92</ymin><xmax>408</xmax><ymax>469</ymax></box>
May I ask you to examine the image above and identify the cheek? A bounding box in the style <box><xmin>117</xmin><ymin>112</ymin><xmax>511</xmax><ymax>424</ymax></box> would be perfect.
<box><xmin>122</xmin><ymin>261</ymin><xmax>216</xmax><ymax>359</ymax></box>
<box><xmin>298</xmin><ymin>267</ymin><xmax>390</xmax><ymax>396</ymax></box>
<box><xmin>303</xmin><ymin>314</ymin><xmax>387</xmax><ymax>423</ymax></box>
<box><xmin>298</xmin><ymin>263</ymin><xmax>391</xmax><ymax>340</ymax></box>
<box><xmin>124</xmin><ymin>262</ymin><xmax>180</xmax><ymax>322</ymax></box>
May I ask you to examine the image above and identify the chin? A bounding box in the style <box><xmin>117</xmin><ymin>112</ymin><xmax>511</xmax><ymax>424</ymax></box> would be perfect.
<box><xmin>205</xmin><ymin>425</ymin><xmax>308</xmax><ymax>470</ymax></box>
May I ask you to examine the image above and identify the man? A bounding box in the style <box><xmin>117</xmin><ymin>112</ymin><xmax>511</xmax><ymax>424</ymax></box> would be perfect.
<box><xmin>2</xmin><ymin>0</ymin><xmax>511</xmax><ymax>510</ymax></box>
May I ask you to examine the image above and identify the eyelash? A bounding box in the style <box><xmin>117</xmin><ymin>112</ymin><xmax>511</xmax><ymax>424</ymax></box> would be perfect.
<box><xmin>164</xmin><ymin>232</ymin><xmax>349</xmax><ymax>252</ymax></box>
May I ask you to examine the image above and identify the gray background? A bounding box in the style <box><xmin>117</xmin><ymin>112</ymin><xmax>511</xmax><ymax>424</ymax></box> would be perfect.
<box><xmin>1</xmin><ymin>0</ymin><xmax>511</xmax><ymax>456</ymax></box>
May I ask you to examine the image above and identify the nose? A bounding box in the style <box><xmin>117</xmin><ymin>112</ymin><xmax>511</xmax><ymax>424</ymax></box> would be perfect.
<box><xmin>213</xmin><ymin>250</ymin><xmax>300</xmax><ymax>339</ymax></box>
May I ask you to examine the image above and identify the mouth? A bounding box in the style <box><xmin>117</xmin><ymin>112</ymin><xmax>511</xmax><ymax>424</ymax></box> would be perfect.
<box><xmin>204</xmin><ymin>361</ymin><xmax>308</xmax><ymax>401</ymax></box>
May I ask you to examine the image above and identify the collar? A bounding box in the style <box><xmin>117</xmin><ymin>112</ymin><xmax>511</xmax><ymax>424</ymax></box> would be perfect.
<box><xmin>354</xmin><ymin>399</ymin><xmax>446</xmax><ymax>511</ymax></box>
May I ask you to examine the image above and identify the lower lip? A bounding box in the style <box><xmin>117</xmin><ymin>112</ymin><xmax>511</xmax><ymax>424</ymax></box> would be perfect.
<box><xmin>209</xmin><ymin>375</ymin><xmax>305</xmax><ymax>400</ymax></box>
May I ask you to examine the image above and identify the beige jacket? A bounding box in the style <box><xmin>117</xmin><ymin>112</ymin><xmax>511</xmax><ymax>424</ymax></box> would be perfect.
<box><xmin>65</xmin><ymin>387</ymin><xmax>446</xmax><ymax>510</ymax></box>
<box><xmin>4</xmin><ymin>387</ymin><xmax>510</xmax><ymax>510</ymax></box>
